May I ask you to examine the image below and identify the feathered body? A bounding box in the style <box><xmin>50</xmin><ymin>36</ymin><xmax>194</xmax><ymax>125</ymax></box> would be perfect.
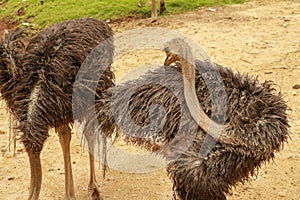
<box><xmin>97</xmin><ymin>60</ymin><xmax>289</xmax><ymax>199</ymax></box>
<box><xmin>0</xmin><ymin>18</ymin><xmax>115</xmax><ymax>199</ymax></box>
<box><xmin>0</xmin><ymin>18</ymin><xmax>114</xmax><ymax>152</ymax></box>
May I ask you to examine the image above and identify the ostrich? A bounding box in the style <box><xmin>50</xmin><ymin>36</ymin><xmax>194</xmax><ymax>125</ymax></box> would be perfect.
<box><xmin>95</xmin><ymin>38</ymin><xmax>289</xmax><ymax>199</ymax></box>
<box><xmin>0</xmin><ymin>18</ymin><xmax>115</xmax><ymax>200</ymax></box>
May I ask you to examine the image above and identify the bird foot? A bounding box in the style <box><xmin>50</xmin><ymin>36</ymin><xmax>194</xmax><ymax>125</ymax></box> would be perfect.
<box><xmin>88</xmin><ymin>184</ymin><xmax>102</xmax><ymax>200</ymax></box>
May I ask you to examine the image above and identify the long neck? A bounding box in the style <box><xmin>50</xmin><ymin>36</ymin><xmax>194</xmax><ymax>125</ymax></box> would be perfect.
<box><xmin>180</xmin><ymin>58</ymin><xmax>224</xmax><ymax>140</ymax></box>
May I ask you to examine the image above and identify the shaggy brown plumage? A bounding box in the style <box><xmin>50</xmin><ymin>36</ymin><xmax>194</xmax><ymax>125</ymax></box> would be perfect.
<box><xmin>96</xmin><ymin>59</ymin><xmax>289</xmax><ymax>199</ymax></box>
<box><xmin>0</xmin><ymin>18</ymin><xmax>115</xmax><ymax>200</ymax></box>
<box><xmin>0</xmin><ymin>28</ymin><xmax>28</xmax><ymax>93</ymax></box>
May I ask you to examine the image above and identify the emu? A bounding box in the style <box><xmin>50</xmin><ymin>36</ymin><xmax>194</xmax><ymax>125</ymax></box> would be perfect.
<box><xmin>0</xmin><ymin>18</ymin><xmax>115</xmax><ymax>200</ymax></box>
<box><xmin>95</xmin><ymin>38</ymin><xmax>289</xmax><ymax>199</ymax></box>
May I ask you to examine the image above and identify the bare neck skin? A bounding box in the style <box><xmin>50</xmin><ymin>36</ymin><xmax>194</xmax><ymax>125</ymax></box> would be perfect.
<box><xmin>164</xmin><ymin>40</ymin><xmax>225</xmax><ymax>142</ymax></box>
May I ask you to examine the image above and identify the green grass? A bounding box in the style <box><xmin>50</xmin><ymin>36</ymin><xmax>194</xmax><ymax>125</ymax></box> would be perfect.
<box><xmin>0</xmin><ymin>0</ymin><xmax>245</xmax><ymax>29</ymax></box>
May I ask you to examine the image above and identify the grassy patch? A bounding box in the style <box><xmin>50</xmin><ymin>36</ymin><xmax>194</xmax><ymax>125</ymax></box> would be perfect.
<box><xmin>0</xmin><ymin>0</ymin><xmax>245</xmax><ymax>29</ymax></box>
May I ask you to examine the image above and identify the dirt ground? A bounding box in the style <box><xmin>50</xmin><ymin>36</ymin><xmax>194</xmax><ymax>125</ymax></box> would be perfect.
<box><xmin>0</xmin><ymin>0</ymin><xmax>299</xmax><ymax>199</ymax></box>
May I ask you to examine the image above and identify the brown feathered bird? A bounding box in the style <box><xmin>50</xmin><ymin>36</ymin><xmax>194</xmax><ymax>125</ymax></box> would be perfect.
<box><xmin>96</xmin><ymin>38</ymin><xmax>289</xmax><ymax>199</ymax></box>
<box><xmin>0</xmin><ymin>18</ymin><xmax>115</xmax><ymax>200</ymax></box>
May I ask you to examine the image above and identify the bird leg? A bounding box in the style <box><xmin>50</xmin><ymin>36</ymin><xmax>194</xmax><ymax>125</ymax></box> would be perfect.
<box><xmin>82</xmin><ymin>120</ymin><xmax>102</xmax><ymax>200</ymax></box>
<box><xmin>57</xmin><ymin>125</ymin><xmax>76</xmax><ymax>200</ymax></box>
<box><xmin>27</xmin><ymin>148</ymin><xmax>42</xmax><ymax>200</ymax></box>
<box><xmin>88</xmin><ymin>152</ymin><xmax>101</xmax><ymax>200</ymax></box>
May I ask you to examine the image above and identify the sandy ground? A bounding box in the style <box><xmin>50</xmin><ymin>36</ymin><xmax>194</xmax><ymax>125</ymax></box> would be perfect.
<box><xmin>0</xmin><ymin>0</ymin><xmax>299</xmax><ymax>199</ymax></box>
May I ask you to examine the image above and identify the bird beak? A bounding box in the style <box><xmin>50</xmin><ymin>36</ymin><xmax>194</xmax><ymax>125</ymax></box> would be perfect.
<box><xmin>164</xmin><ymin>55</ymin><xmax>171</xmax><ymax>66</ymax></box>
